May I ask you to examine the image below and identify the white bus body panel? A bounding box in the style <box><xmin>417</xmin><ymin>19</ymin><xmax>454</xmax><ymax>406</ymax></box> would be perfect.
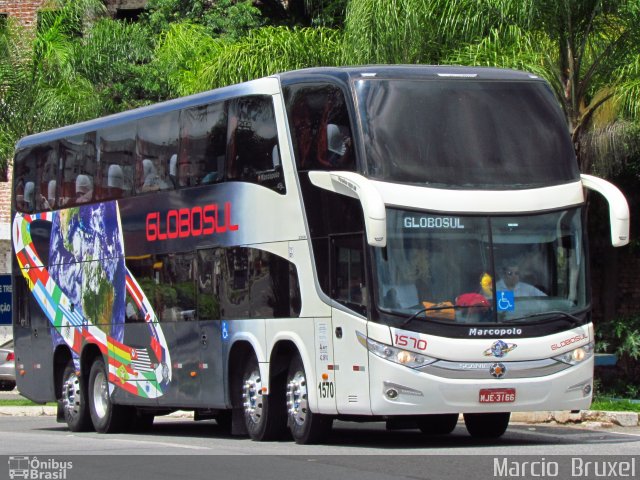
<box><xmin>331</xmin><ymin>308</ymin><xmax>372</xmax><ymax>414</ymax></box>
<box><xmin>371</xmin><ymin>180</ymin><xmax>585</xmax><ymax>213</ymax></box>
<box><xmin>367</xmin><ymin>324</ymin><xmax>595</xmax><ymax>415</ymax></box>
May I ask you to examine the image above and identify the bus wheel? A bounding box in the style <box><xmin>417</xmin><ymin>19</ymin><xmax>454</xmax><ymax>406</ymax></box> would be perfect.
<box><xmin>241</xmin><ymin>356</ymin><xmax>285</xmax><ymax>441</ymax></box>
<box><xmin>88</xmin><ymin>358</ymin><xmax>129</xmax><ymax>433</ymax></box>
<box><xmin>463</xmin><ymin>412</ymin><xmax>510</xmax><ymax>438</ymax></box>
<box><xmin>60</xmin><ymin>360</ymin><xmax>92</xmax><ymax>432</ymax></box>
<box><xmin>416</xmin><ymin>414</ymin><xmax>459</xmax><ymax>435</ymax></box>
<box><xmin>286</xmin><ymin>355</ymin><xmax>332</xmax><ymax>444</ymax></box>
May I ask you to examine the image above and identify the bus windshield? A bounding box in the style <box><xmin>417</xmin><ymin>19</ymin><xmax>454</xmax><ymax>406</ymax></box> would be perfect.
<box><xmin>355</xmin><ymin>79</ymin><xmax>579</xmax><ymax>189</ymax></box>
<box><xmin>373</xmin><ymin>208</ymin><xmax>586</xmax><ymax>324</ymax></box>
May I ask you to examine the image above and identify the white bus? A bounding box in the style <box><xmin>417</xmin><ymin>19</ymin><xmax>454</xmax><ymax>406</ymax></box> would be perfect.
<box><xmin>11</xmin><ymin>66</ymin><xmax>629</xmax><ymax>443</ymax></box>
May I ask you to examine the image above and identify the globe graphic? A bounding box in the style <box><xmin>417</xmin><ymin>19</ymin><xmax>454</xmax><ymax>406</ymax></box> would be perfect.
<box><xmin>48</xmin><ymin>201</ymin><xmax>126</xmax><ymax>343</ymax></box>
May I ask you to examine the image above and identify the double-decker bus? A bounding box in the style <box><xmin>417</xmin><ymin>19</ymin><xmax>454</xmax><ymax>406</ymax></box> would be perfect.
<box><xmin>11</xmin><ymin>66</ymin><xmax>629</xmax><ymax>443</ymax></box>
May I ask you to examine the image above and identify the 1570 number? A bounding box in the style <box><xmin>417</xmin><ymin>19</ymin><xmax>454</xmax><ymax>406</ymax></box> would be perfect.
<box><xmin>318</xmin><ymin>381</ymin><xmax>335</xmax><ymax>399</ymax></box>
<box><xmin>394</xmin><ymin>334</ymin><xmax>428</xmax><ymax>351</ymax></box>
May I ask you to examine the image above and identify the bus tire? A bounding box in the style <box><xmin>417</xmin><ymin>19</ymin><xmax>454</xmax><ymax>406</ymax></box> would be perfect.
<box><xmin>463</xmin><ymin>412</ymin><xmax>510</xmax><ymax>438</ymax></box>
<box><xmin>60</xmin><ymin>360</ymin><xmax>92</xmax><ymax>432</ymax></box>
<box><xmin>88</xmin><ymin>358</ymin><xmax>129</xmax><ymax>433</ymax></box>
<box><xmin>241</xmin><ymin>355</ymin><xmax>286</xmax><ymax>441</ymax></box>
<box><xmin>416</xmin><ymin>413</ymin><xmax>459</xmax><ymax>435</ymax></box>
<box><xmin>286</xmin><ymin>355</ymin><xmax>333</xmax><ymax>444</ymax></box>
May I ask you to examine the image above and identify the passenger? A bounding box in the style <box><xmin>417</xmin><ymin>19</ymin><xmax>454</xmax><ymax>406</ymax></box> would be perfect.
<box><xmin>107</xmin><ymin>164</ymin><xmax>125</xmax><ymax>198</ymax></box>
<box><xmin>23</xmin><ymin>182</ymin><xmax>35</xmax><ymax>211</ymax></box>
<box><xmin>75</xmin><ymin>175</ymin><xmax>93</xmax><ymax>203</ymax></box>
<box><xmin>42</xmin><ymin>180</ymin><xmax>57</xmax><ymax>209</ymax></box>
<box><xmin>141</xmin><ymin>159</ymin><xmax>168</xmax><ymax>192</ymax></box>
<box><xmin>326</xmin><ymin>123</ymin><xmax>352</xmax><ymax>167</ymax></box>
<box><xmin>168</xmin><ymin>154</ymin><xmax>178</xmax><ymax>188</ymax></box>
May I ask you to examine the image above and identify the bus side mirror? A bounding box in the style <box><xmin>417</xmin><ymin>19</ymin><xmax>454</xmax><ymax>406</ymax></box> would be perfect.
<box><xmin>581</xmin><ymin>174</ymin><xmax>630</xmax><ymax>247</ymax></box>
<box><xmin>308</xmin><ymin>171</ymin><xmax>386</xmax><ymax>247</ymax></box>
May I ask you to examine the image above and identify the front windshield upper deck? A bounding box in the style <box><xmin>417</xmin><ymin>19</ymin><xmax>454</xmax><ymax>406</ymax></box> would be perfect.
<box><xmin>374</xmin><ymin>208</ymin><xmax>587</xmax><ymax>325</ymax></box>
<box><xmin>355</xmin><ymin>79</ymin><xmax>579</xmax><ymax>189</ymax></box>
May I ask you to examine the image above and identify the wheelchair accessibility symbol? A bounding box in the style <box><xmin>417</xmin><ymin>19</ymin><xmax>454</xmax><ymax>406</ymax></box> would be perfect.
<box><xmin>222</xmin><ymin>321</ymin><xmax>229</xmax><ymax>341</ymax></box>
<box><xmin>497</xmin><ymin>291</ymin><xmax>515</xmax><ymax>311</ymax></box>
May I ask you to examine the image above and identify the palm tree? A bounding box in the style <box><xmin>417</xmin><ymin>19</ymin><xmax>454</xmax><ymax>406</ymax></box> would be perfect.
<box><xmin>343</xmin><ymin>0</ymin><xmax>640</xmax><ymax>176</ymax></box>
<box><xmin>154</xmin><ymin>23</ymin><xmax>343</xmax><ymax>96</ymax></box>
<box><xmin>0</xmin><ymin>0</ymin><xmax>107</xmax><ymax>174</ymax></box>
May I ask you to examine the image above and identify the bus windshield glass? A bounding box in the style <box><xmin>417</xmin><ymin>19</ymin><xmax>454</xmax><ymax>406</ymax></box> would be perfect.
<box><xmin>374</xmin><ymin>208</ymin><xmax>586</xmax><ymax>324</ymax></box>
<box><xmin>355</xmin><ymin>79</ymin><xmax>579</xmax><ymax>188</ymax></box>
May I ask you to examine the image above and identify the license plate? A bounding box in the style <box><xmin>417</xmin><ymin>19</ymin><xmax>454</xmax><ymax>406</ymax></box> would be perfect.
<box><xmin>479</xmin><ymin>388</ymin><xmax>516</xmax><ymax>403</ymax></box>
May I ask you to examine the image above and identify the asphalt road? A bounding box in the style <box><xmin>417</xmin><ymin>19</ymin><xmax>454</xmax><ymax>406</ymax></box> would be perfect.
<box><xmin>0</xmin><ymin>415</ymin><xmax>639</xmax><ymax>480</ymax></box>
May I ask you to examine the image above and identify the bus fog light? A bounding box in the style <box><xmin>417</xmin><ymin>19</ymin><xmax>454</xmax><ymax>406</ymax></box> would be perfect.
<box><xmin>583</xmin><ymin>384</ymin><xmax>592</xmax><ymax>396</ymax></box>
<box><xmin>385</xmin><ymin>388</ymin><xmax>399</xmax><ymax>399</ymax></box>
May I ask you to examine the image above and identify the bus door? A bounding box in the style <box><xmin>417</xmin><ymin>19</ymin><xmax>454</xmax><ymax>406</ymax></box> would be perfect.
<box><xmin>330</xmin><ymin>234</ymin><xmax>372</xmax><ymax>415</ymax></box>
<box><xmin>196</xmin><ymin>248</ymin><xmax>227</xmax><ymax>408</ymax></box>
<box><xmin>13</xmin><ymin>272</ymin><xmax>56</xmax><ymax>402</ymax></box>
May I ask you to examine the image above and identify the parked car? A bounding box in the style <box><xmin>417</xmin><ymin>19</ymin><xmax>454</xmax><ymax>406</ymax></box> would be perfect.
<box><xmin>0</xmin><ymin>339</ymin><xmax>16</xmax><ymax>391</ymax></box>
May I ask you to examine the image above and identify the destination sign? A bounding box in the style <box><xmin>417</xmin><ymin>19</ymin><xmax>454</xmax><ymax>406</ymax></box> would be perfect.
<box><xmin>403</xmin><ymin>216</ymin><xmax>465</xmax><ymax>229</ymax></box>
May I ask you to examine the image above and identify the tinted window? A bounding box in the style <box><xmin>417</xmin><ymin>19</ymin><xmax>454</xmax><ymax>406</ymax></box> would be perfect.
<box><xmin>97</xmin><ymin>124</ymin><xmax>135</xmax><ymax>200</ymax></box>
<box><xmin>332</xmin><ymin>234</ymin><xmax>366</xmax><ymax>314</ymax></box>
<box><xmin>60</xmin><ymin>133</ymin><xmax>96</xmax><ymax>207</ymax></box>
<box><xmin>180</xmin><ymin>102</ymin><xmax>228</xmax><ymax>187</ymax></box>
<box><xmin>227</xmin><ymin>96</ymin><xmax>285</xmax><ymax>193</ymax></box>
<box><xmin>136</xmin><ymin>111</ymin><xmax>179</xmax><ymax>193</ymax></box>
<box><xmin>201</xmin><ymin>247</ymin><xmax>301</xmax><ymax>320</ymax></box>
<box><xmin>197</xmin><ymin>249</ymin><xmax>221</xmax><ymax>320</ymax></box>
<box><xmin>37</xmin><ymin>143</ymin><xmax>59</xmax><ymax>211</ymax></box>
<box><xmin>356</xmin><ymin>79</ymin><xmax>579</xmax><ymax>188</ymax></box>
<box><xmin>126</xmin><ymin>252</ymin><xmax>197</xmax><ymax>323</ymax></box>
<box><xmin>14</xmin><ymin>143</ymin><xmax>59</xmax><ymax>213</ymax></box>
<box><xmin>284</xmin><ymin>84</ymin><xmax>355</xmax><ymax>171</ymax></box>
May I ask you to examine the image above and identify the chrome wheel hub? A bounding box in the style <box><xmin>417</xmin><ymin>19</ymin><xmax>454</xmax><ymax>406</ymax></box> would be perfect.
<box><xmin>286</xmin><ymin>370</ymin><xmax>308</xmax><ymax>426</ymax></box>
<box><xmin>92</xmin><ymin>370</ymin><xmax>109</xmax><ymax>420</ymax></box>
<box><xmin>242</xmin><ymin>369</ymin><xmax>264</xmax><ymax>424</ymax></box>
<box><xmin>62</xmin><ymin>372</ymin><xmax>82</xmax><ymax>419</ymax></box>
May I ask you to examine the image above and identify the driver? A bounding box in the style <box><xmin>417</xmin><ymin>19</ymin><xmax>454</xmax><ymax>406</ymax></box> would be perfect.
<box><xmin>496</xmin><ymin>262</ymin><xmax>546</xmax><ymax>297</ymax></box>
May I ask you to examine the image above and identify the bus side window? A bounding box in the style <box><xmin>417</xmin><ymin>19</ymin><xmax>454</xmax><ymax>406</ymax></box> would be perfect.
<box><xmin>60</xmin><ymin>133</ymin><xmax>97</xmax><ymax>207</ymax></box>
<box><xmin>36</xmin><ymin>143</ymin><xmax>59</xmax><ymax>211</ymax></box>
<box><xmin>14</xmin><ymin>274</ymin><xmax>31</xmax><ymax>328</ymax></box>
<box><xmin>197</xmin><ymin>249</ymin><xmax>221</xmax><ymax>320</ymax></box>
<box><xmin>249</xmin><ymin>249</ymin><xmax>301</xmax><ymax>318</ymax></box>
<box><xmin>14</xmin><ymin>148</ymin><xmax>36</xmax><ymax>213</ymax></box>
<box><xmin>227</xmin><ymin>95</ymin><xmax>285</xmax><ymax>194</ymax></box>
<box><xmin>331</xmin><ymin>234</ymin><xmax>367</xmax><ymax>315</ymax></box>
<box><xmin>284</xmin><ymin>83</ymin><xmax>355</xmax><ymax>172</ymax></box>
<box><xmin>180</xmin><ymin>102</ymin><xmax>228</xmax><ymax>187</ymax></box>
<box><xmin>97</xmin><ymin>124</ymin><xmax>135</xmax><ymax>201</ymax></box>
<box><xmin>136</xmin><ymin>111</ymin><xmax>178</xmax><ymax>193</ymax></box>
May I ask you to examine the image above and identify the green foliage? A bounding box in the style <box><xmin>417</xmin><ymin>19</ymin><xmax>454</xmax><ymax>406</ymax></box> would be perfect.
<box><xmin>591</xmin><ymin>397</ymin><xmax>640</xmax><ymax>412</ymax></box>
<box><xmin>144</xmin><ymin>0</ymin><xmax>264</xmax><ymax>39</ymax></box>
<box><xmin>72</xmin><ymin>18</ymin><xmax>164</xmax><ymax>110</ymax></box>
<box><xmin>596</xmin><ymin>314</ymin><xmax>640</xmax><ymax>398</ymax></box>
<box><xmin>155</xmin><ymin>24</ymin><xmax>343</xmax><ymax>96</ymax></box>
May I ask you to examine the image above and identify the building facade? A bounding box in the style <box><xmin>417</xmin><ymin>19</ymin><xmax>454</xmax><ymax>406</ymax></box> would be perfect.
<box><xmin>0</xmin><ymin>0</ymin><xmax>148</xmax><ymax>27</ymax></box>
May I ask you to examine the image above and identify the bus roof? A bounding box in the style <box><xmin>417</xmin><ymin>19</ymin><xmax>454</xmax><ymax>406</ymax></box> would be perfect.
<box><xmin>15</xmin><ymin>65</ymin><xmax>543</xmax><ymax>150</ymax></box>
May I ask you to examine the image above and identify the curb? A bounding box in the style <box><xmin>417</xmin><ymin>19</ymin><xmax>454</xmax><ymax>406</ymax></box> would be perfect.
<box><xmin>0</xmin><ymin>407</ymin><xmax>637</xmax><ymax>427</ymax></box>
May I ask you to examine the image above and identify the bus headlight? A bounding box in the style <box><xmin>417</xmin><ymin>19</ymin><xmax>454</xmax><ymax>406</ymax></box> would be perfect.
<box><xmin>552</xmin><ymin>342</ymin><xmax>595</xmax><ymax>365</ymax></box>
<box><xmin>357</xmin><ymin>332</ymin><xmax>436</xmax><ymax>368</ymax></box>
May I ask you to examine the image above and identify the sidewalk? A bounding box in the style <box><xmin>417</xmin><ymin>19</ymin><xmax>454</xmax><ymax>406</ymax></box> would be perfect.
<box><xmin>0</xmin><ymin>405</ymin><xmax>637</xmax><ymax>427</ymax></box>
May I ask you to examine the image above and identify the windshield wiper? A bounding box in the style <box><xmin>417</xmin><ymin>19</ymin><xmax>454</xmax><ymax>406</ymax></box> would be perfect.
<box><xmin>402</xmin><ymin>304</ymin><xmax>478</xmax><ymax>327</ymax></box>
<box><xmin>503</xmin><ymin>310</ymin><xmax>583</xmax><ymax>327</ymax></box>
